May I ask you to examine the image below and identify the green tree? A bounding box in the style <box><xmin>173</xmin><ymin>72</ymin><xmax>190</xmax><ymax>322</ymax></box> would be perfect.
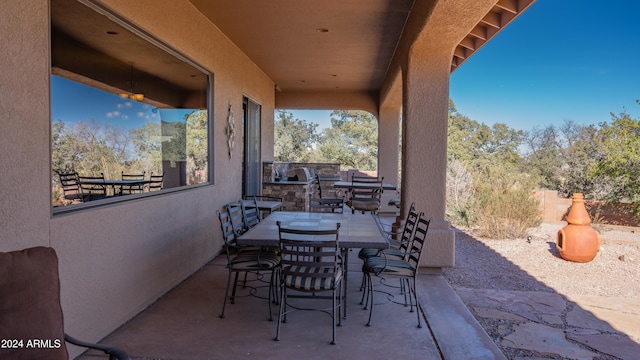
<box><xmin>274</xmin><ymin>110</ymin><xmax>319</xmax><ymax>162</ymax></box>
<box><xmin>591</xmin><ymin>107</ymin><xmax>640</xmax><ymax>215</ymax></box>
<box><xmin>186</xmin><ymin>110</ymin><xmax>209</xmax><ymax>184</ymax></box>
<box><xmin>522</xmin><ymin>125</ymin><xmax>563</xmax><ymax>190</ymax></box>
<box><xmin>557</xmin><ymin>120</ymin><xmax>601</xmax><ymax>198</ymax></box>
<box><xmin>447</xmin><ymin>103</ymin><xmax>523</xmax><ymax>169</ymax></box>
<box><xmin>318</xmin><ymin>110</ymin><xmax>378</xmax><ymax>171</ymax></box>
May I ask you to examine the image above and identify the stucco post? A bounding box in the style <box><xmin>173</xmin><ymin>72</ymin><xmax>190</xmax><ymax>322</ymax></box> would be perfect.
<box><xmin>401</xmin><ymin>51</ymin><xmax>455</xmax><ymax>271</ymax></box>
<box><xmin>377</xmin><ymin>105</ymin><xmax>401</xmax><ymax>186</ymax></box>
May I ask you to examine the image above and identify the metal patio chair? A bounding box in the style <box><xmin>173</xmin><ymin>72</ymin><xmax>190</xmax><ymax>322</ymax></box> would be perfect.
<box><xmin>361</xmin><ymin>214</ymin><xmax>430</xmax><ymax>327</ymax></box>
<box><xmin>275</xmin><ymin>221</ymin><xmax>343</xmax><ymax>344</ymax></box>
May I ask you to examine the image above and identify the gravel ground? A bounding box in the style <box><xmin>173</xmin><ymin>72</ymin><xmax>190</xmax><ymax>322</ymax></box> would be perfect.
<box><xmin>443</xmin><ymin>222</ymin><xmax>640</xmax><ymax>298</ymax></box>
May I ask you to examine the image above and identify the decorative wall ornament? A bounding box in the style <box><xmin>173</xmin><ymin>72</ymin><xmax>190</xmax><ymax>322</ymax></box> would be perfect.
<box><xmin>226</xmin><ymin>103</ymin><xmax>235</xmax><ymax>159</ymax></box>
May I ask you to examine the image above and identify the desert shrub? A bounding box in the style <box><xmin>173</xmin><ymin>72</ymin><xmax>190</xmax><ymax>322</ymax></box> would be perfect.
<box><xmin>446</xmin><ymin>159</ymin><xmax>476</xmax><ymax>227</ymax></box>
<box><xmin>472</xmin><ymin>165</ymin><xmax>542</xmax><ymax>239</ymax></box>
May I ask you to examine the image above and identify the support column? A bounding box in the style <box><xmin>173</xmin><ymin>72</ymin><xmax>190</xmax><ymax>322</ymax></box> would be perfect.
<box><xmin>377</xmin><ymin>105</ymin><xmax>401</xmax><ymax>187</ymax></box>
<box><xmin>401</xmin><ymin>51</ymin><xmax>454</xmax><ymax>270</ymax></box>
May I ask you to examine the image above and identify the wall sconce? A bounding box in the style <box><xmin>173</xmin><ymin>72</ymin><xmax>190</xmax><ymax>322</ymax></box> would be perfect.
<box><xmin>226</xmin><ymin>103</ymin><xmax>235</xmax><ymax>159</ymax></box>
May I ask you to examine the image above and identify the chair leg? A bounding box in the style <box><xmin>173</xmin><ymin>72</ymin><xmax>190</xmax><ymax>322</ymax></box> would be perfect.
<box><xmin>331</xmin><ymin>287</ymin><xmax>337</xmax><ymax>345</ymax></box>
<box><xmin>268</xmin><ymin>270</ymin><xmax>275</xmax><ymax>321</ymax></box>
<box><xmin>413</xmin><ymin>277</ymin><xmax>422</xmax><ymax>328</ymax></box>
<box><xmin>230</xmin><ymin>272</ymin><xmax>241</xmax><ymax>304</ymax></box>
<box><xmin>366</xmin><ymin>273</ymin><xmax>375</xmax><ymax>326</ymax></box>
<box><xmin>220</xmin><ymin>270</ymin><xmax>234</xmax><ymax>318</ymax></box>
<box><xmin>360</xmin><ymin>272</ymin><xmax>368</xmax><ymax>306</ymax></box>
<box><xmin>274</xmin><ymin>285</ymin><xmax>286</xmax><ymax>341</ymax></box>
<box><xmin>403</xmin><ymin>277</ymin><xmax>410</xmax><ymax>308</ymax></box>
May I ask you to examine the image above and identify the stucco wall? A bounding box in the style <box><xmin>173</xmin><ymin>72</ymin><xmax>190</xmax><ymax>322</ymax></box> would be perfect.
<box><xmin>1</xmin><ymin>1</ymin><xmax>275</xmax><ymax>357</ymax></box>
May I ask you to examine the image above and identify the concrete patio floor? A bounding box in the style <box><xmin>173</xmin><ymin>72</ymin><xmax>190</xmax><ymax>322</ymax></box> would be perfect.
<box><xmin>73</xmin><ymin>248</ymin><xmax>501</xmax><ymax>360</ymax></box>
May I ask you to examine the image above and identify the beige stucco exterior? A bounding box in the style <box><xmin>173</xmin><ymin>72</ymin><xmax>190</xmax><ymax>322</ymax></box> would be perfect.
<box><xmin>0</xmin><ymin>0</ymin><xmax>534</xmax><ymax>357</ymax></box>
<box><xmin>2</xmin><ymin>1</ymin><xmax>275</xmax><ymax>356</ymax></box>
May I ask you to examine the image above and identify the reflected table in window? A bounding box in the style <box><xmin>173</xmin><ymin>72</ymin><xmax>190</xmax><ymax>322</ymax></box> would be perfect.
<box><xmin>79</xmin><ymin>179</ymin><xmax>151</xmax><ymax>197</ymax></box>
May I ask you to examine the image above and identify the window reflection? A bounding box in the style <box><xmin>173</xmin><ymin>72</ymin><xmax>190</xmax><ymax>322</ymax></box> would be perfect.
<box><xmin>51</xmin><ymin>0</ymin><xmax>210</xmax><ymax>208</ymax></box>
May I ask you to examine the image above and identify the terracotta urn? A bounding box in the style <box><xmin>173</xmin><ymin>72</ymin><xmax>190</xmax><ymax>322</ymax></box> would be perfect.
<box><xmin>556</xmin><ymin>193</ymin><xmax>600</xmax><ymax>262</ymax></box>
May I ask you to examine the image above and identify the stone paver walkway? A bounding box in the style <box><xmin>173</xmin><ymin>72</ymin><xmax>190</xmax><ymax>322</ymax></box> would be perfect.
<box><xmin>456</xmin><ymin>288</ymin><xmax>640</xmax><ymax>359</ymax></box>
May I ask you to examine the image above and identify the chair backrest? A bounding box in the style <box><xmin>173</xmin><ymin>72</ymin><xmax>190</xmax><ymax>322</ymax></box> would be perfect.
<box><xmin>148</xmin><ymin>171</ymin><xmax>164</xmax><ymax>191</ymax></box>
<box><xmin>58</xmin><ymin>172</ymin><xmax>83</xmax><ymax>202</ymax></box>
<box><xmin>396</xmin><ymin>202</ymin><xmax>419</xmax><ymax>253</ymax></box>
<box><xmin>405</xmin><ymin>214</ymin><xmax>431</xmax><ymax>270</ymax></box>
<box><xmin>121</xmin><ymin>171</ymin><xmax>145</xmax><ymax>194</ymax></box>
<box><xmin>309</xmin><ymin>194</ymin><xmax>344</xmax><ymax>213</ymax></box>
<box><xmin>78</xmin><ymin>173</ymin><xmax>106</xmax><ymax>199</ymax></box>
<box><xmin>277</xmin><ymin>221</ymin><xmax>341</xmax><ymax>290</ymax></box>
<box><xmin>241</xmin><ymin>198</ymin><xmax>261</xmax><ymax>229</ymax></box>
<box><xmin>121</xmin><ymin>171</ymin><xmax>145</xmax><ymax>181</ymax></box>
<box><xmin>314</xmin><ymin>174</ymin><xmax>342</xmax><ymax>199</ymax></box>
<box><xmin>351</xmin><ymin>174</ymin><xmax>383</xmax><ymax>183</ymax></box>
<box><xmin>217</xmin><ymin>209</ymin><xmax>236</xmax><ymax>246</ymax></box>
<box><xmin>226</xmin><ymin>202</ymin><xmax>246</xmax><ymax>235</ymax></box>
<box><xmin>349</xmin><ymin>178</ymin><xmax>384</xmax><ymax>203</ymax></box>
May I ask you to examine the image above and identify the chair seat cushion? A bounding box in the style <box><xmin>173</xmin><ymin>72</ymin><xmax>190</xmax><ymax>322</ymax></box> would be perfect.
<box><xmin>230</xmin><ymin>252</ymin><xmax>280</xmax><ymax>270</ymax></box>
<box><xmin>362</xmin><ymin>257</ymin><xmax>415</xmax><ymax>277</ymax></box>
<box><xmin>283</xmin><ymin>266</ymin><xmax>343</xmax><ymax>291</ymax></box>
<box><xmin>0</xmin><ymin>247</ymin><xmax>68</xmax><ymax>360</ymax></box>
<box><xmin>347</xmin><ymin>200</ymin><xmax>380</xmax><ymax>211</ymax></box>
<box><xmin>358</xmin><ymin>247</ymin><xmax>405</xmax><ymax>260</ymax></box>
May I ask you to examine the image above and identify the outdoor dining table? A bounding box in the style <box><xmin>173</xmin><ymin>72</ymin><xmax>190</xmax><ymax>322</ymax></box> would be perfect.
<box><xmin>236</xmin><ymin>211</ymin><xmax>389</xmax><ymax>317</ymax></box>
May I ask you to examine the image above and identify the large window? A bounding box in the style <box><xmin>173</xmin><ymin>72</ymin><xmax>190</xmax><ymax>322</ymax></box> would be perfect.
<box><xmin>51</xmin><ymin>0</ymin><xmax>211</xmax><ymax>209</ymax></box>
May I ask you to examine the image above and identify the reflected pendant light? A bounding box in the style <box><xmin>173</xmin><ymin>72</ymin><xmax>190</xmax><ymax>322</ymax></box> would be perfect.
<box><xmin>119</xmin><ymin>62</ymin><xmax>144</xmax><ymax>101</ymax></box>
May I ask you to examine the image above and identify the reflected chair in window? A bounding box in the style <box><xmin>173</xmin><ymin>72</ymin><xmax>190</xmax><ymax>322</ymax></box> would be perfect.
<box><xmin>275</xmin><ymin>221</ymin><xmax>343</xmax><ymax>344</ymax></box>
<box><xmin>346</xmin><ymin>177</ymin><xmax>384</xmax><ymax>214</ymax></box>
<box><xmin>241</xmin><ymin>197</ymin><xmax>261</xmax><ymax>230</ymax></box>
<box><xmin>218</xmin><ymin>210</ymin><xmax>279</xmax><ymax>320</ymax></box>
<box><xmin>120</xmin><ymin>171</ymin><xmax>145</xmax><ymax>195</ymax></box>
<box><xmin>309</xmin><ymin>193</ymin><xmax>344</xmax><ymax>213</ymax></box>
<box><xmin>58</xmin><ymin>172</ymin><xmax>84</xmax><ymax>203</ymax></box>
<box><xmin>361</xmin><ymin>214</ymin><xmax>430</xmax><ymax>327</ymax></box>
<box><xmin>0</xmin><ymin>247</ymin><xmax>130</xmax><ymax>360</ymax></box>
<box><xmin>147</xmin><ymin>171</ymin><xmax>164</xmax><ymax>191</ymax></box>
<box><xmin>77</xmin><ymin>173</ymin><xmax>107</xmax><ymax>201</ymax></box>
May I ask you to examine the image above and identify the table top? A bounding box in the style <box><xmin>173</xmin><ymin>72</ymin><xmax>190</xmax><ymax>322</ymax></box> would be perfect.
<box><xmin>333</xmin><ymin>181</ymin><xmax>396</xmax><ymax>190</ymax></box>
<box><xmin>237</xmin><ymin>211</ymin><xmax>388</xmax><ymax>249</ymax></box>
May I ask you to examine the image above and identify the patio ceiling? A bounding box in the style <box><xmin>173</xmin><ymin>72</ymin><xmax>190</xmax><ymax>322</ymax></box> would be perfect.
<box><xmin>51</xmin><ymin>0</ymin><xmax>534</xmax><ymax>99</ymax></box>
<box><xmin>189</xmin><ymin>0</ymin><xmax>536</xmax><ymax>93</ymax></box>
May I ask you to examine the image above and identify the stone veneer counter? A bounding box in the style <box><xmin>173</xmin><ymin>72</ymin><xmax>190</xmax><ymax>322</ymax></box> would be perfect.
<box><xmin>262</xmin><ymin>180</ymin><xmax>314</xmax><ymax>212</ymax></box>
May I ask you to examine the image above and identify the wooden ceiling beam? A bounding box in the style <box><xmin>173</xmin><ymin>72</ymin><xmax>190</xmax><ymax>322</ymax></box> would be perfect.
<box><xmin>458</xmin><ymin>36</ymin><xmax>476</xmax><ymax>51</ymax></box>
<box><xmin>481</xmin><ymin>10</ymin><xmax>502</xmax><ymax>29</ymax></box>
<box><xmin>495</xmin><ymin>0</ymin><xmax>519</xmax><ymax>14</ymax></box>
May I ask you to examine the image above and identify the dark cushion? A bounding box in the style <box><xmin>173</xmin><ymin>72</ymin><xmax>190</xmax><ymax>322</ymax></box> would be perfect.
<box><xmin>0</xmin><ymin>247</ymin><xmax>68</xmax><ymax>360</ymax></box>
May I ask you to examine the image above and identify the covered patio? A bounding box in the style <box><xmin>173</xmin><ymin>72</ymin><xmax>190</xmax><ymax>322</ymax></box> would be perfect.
<box><xmin>1</xmin><ymin>1</ymin><xmax>536</xmax><ymax>359</ymax></box>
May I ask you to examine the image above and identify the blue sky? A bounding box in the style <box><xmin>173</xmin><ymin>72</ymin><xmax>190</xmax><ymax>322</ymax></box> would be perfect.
<box><xmin>288</xmin><ymin>0</ymin><xmax>640</xmax><ymax>132</ymax></box>
<box><xmin>51</xmin><ymin>76</ymin><xmax>193</xmax><ymax>130</ymax></box>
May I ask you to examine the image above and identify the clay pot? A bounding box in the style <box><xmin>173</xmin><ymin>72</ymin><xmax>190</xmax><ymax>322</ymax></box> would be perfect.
<box><xmin>556</xmin><ymin>193</ymin><xmax>600</xmax><ymax>262</ymax></box>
